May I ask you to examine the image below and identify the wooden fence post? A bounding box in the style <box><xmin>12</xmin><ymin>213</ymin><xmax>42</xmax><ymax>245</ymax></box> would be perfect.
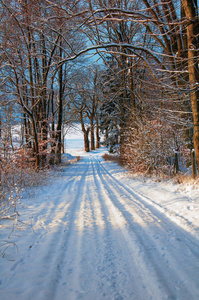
<box><xmin>191</xmin><ymin>149</ymin><xmax>197</xmax><ymax>179</ymax></box>
<box><xmin>174</xmin><ymin>148</ymin><xmax>179</xmax><ymax>174</ymax></box>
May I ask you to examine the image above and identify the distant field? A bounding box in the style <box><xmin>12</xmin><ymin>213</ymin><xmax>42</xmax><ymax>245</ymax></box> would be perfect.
<box><xmin>65</xmin><ymin>138</ymin><xmax>84</xmax><ymax>150</ymax></box>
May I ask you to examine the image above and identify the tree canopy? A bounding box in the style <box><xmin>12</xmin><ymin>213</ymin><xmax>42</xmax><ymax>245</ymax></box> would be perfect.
<box><xmin>0</xmin><ymin>0</ymin><xmax>198</xmax><ymax>177</ymax></box>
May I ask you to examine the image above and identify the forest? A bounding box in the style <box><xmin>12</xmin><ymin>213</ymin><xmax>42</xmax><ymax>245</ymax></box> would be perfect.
<box><xmin>0</xmin><ymin>0</ymin><xmax>199</xmax><ymax>196</ymax></box>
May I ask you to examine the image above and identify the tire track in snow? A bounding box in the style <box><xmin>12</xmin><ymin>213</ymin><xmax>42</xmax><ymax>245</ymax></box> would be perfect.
<box><xmin>54</xmin><ymin>162</ymin><xmax>92</xmax><ymax>300</ymax></box>
<box><xmin>3</xmin><ymin>160</ymin><xmax>90</xmax><ymax>300</ymax></box>
<box><xmin>90</xmin><ymin>158</ymin><xmax>154</xmax><ymax>300</ymax></box>
<box><xmin>2</xmin><ymin>153</ymin><xmax>199</xmax><ymax>300</ymax></box>
<box><xmin>92</xmin><ymin>155</ymin><xmax>199</xmax><ymax>299</ymax></box>
<box><xmin>40</xmin><ymin>160</ymin><xmax>91</xmax><ymax>300</ymax></box>
<box><xmin>81</xmin><ymin>159</ymin><xmax>132</xmax><ymax>299</ymax></box>
<box><xmin>31</xmin><ymin>175</ymin><xmax>78</xmax><ymax>234</ymax></box>
<box><xmin>96</xmin><ymin>155</ymin><xmax>199</xmax><ymax>251</ymax></box>
<box><xmin>99</xmin><ymin>156</ymin><xmax>199</xmax><ymax>261</ymax></box>
<box><xmin>91</xmin><ymin>157</ymin><xmax>174</xmax><ymax>299</ymax></box>
<box><xmin>55</xmin><ymin>157</ymin><xmax>144</xmax><ymax>299</ymax></box>
<box><xmin>97</xmin><ymin>156</ymin><xmax>199</xmax><ymax>244</ymax></box>
<box><xmin>54</xmin><ymin>158</ymin><xmax>123</xmax><ymax>299</ymax></box>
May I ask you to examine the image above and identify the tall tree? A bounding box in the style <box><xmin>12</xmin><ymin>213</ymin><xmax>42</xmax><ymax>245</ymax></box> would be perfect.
<box><xmin>181</xmin><ymin>0</ymin><xmax>199</xmax><ymax>167</ymax></box>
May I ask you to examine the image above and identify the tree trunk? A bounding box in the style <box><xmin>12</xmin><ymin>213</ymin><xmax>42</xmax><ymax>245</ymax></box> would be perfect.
<box><xmin>80</xmin><ymin>109</ymin><xmax>90</xmax><ymax>152</ymax></box>
<box><xmin>56</xmin><ymin>41</ymin><xmax>63</xmax><ymax>164</ymax></box>
<box><xmin>191</xmin><ymin>149</ymin><xmax>197</xmax><ymax>178</ymax></box>
<box><xmin>0</xmin><ymin>113</ymin><xmax>1</xmax><ymax>184</ymax></box>
<box><xmin>41</xmin><ymin>93</ymin><xmax>48</xmax><ymax>166</ymax></box>
<box><xmin>182</xmin><ymin>0</ymin><xmax>199</xmax><ymax>170</ymax></box>
<box><xmin>90</xmin><ymin>116</ymin><xmax>95</xmax><ymax>150</ymax></box>
<box><xmin>95</xmin><ymin>117</ymin><xmax>100</xmax><ymax>148</ymax></box>
<box><xmin>30</xmin><ymin>115</ymin><xmax>40</xmax><ymax>172</ymax></box>
<box><xmin>62</xmin><ymin>126</ymin><xmax>65</xmax><ymax>154</ymax></box>
<box><xmin>40</xmin><ymin>33</ymin><xmax>48</xmax><ymax>166</ymax></box>
<box><xmin>128</xmin><ymin>57</ymin><xmax>136</xmax><ymax>127</ymax></box>
<box><xmin>24</xmin><ymin>114</ymin><xmax>32</xmax><ymax>148</ymax></box>
<box><xmin>49</xmin><ymin>82</ymin><xmax>56</xmax><ymax>165</ymax></box>
<box><xmin>84</xmin><ymin>129</ymin><xmax>90</xmax><ymax>152</ymax></box>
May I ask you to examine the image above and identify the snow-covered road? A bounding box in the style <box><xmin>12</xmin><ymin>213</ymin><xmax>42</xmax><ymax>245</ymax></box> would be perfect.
<box><xmin>1</xmin><ymin>149</ymin><xmax>199</xmax><ymax>300</ymax></box>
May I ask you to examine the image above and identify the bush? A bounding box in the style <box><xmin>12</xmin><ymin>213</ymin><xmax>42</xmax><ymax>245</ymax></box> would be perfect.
<box><xmin>102</xmin><ymin>153</ymin><xmax>122</xmax><ymax>164</ymax></box>
<box><xmin>120</xmin><ymin>121</ymin><xmax>190</xmax><ymax>177</ymax></box>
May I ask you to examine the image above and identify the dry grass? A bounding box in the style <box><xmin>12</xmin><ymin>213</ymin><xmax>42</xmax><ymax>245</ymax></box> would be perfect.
<box><xmin>102</xmin><ymin>153</ymin><xmax>122</xmax><ymax>164</ymax></box>
<box><xmin>0</xmin><ymin>150</ymin><xmax>59</xmax><ymax>257</ymax></box>
<box><xmin>173</xmin><ymin>173</ymin><xmax>199</xmax><ymax>187</ymax></box>
<box><xmin>103</xmin><ymin>151</ymin><xmax>199</xmax><ymax>187</ymax></box>
<box><xmin>0</xmin><ymin>150</ymin><xmax>56</xmax><ymax>223</ymax></box>
<box><xmin>68</xmin><ymin>156</ymin><xmax>81</xmax><ymax>164</ymax></box>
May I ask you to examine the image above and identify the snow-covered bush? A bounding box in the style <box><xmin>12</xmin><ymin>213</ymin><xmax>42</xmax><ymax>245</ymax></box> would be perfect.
<box><xmin>0</xmin><ymin>144</ymin><xmax>51</xmax><ymax>224</ymax></box>
<box><xmin>121</xmin><ymin>120</ymin><xmax>191</xmax><ymax>177</ymax></box>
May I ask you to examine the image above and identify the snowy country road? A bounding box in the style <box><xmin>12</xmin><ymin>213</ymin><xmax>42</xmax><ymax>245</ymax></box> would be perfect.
<box><xmin>1</xmin><ymin>149</ymin><xmax>199</xmax><ymax>300</ymax></box>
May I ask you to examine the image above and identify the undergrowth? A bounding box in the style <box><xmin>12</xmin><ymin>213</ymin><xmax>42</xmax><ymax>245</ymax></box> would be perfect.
<box><xmin>173</xmin><ymin>173</ymin><xmax>199</xmax><ymax>187</ymax></box>
<box><xmin>102</xmin><ymin>153</ymin><xmax>122</xmax><ymax>164</ymax></box>
<box><xmin>0</xmin><ymin>150</ymin><xmax>61</xmax><ymax>257</ymax></box>
<box><xmin>102</xmin><ymin>152</ymin><xmax>199</xmax><ymax>188</ymax></box>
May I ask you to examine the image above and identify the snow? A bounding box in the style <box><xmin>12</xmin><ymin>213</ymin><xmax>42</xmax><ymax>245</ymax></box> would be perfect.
<box><xmin>0</xmin><ymin>134</ymin><xmax>199</xmax><ymax>300</ymax></box>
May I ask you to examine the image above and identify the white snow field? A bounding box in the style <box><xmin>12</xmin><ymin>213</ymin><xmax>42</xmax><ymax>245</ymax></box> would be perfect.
<box><xmin>0</xmin><ymin>141</ymin><xmax>199</xmax><ymax>300</ymax></box>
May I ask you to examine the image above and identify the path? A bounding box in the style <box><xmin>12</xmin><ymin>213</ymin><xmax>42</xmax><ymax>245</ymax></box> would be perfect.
<box><xmin>1</xmin><ymin>150</ymin><xmax>199</xmax><ymax>300</ymax></box>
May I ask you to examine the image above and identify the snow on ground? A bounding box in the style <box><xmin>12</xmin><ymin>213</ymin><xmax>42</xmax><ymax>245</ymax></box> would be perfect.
<box><xmin>0</xmin><ymin>134</ymin><xmax>199</xmax><ymax>300</ymax></box>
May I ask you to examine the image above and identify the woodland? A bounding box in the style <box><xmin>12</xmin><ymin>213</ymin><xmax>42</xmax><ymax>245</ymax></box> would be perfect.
<box><xmin>0</xmin><ymin>0</ymin><xmax>199</xmax><ymax>209</ymax></box>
